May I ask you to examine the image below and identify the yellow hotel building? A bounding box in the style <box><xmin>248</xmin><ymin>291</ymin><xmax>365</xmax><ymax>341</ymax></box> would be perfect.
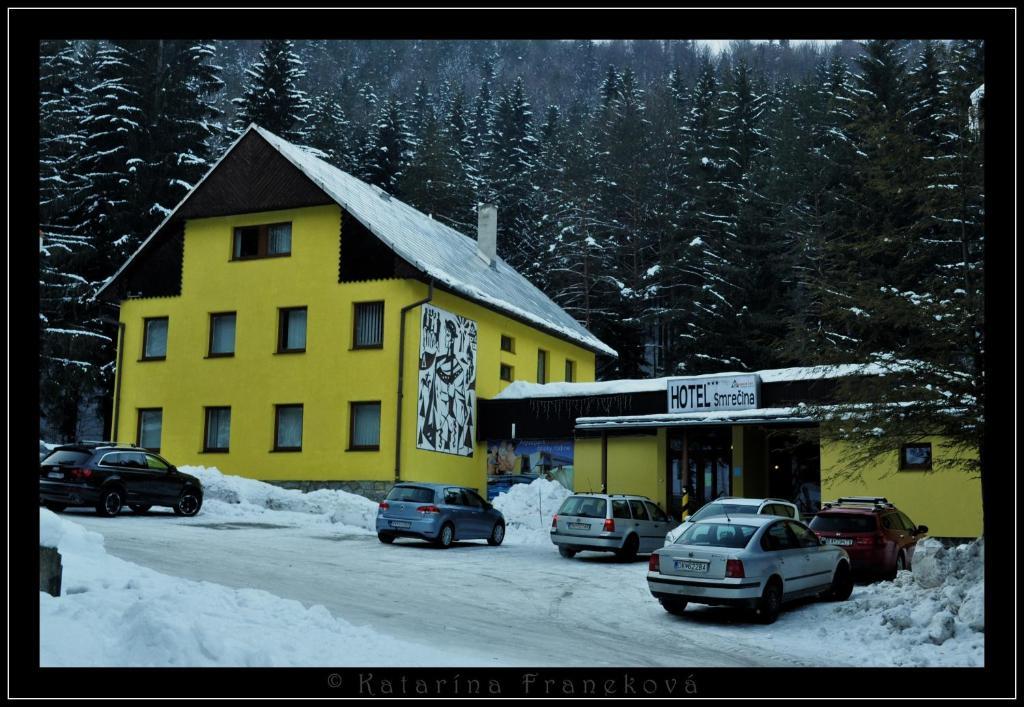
<box><xmin>97</xmin><ymin>125</ymin><xmax>615</xmax><ymax>499</ymax></box>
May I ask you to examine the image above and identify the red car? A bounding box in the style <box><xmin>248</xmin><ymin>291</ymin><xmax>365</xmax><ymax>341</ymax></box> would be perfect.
<box><xmin>808</xmin><ymin>497</ymin><xmax>928</xmax><ymax>579</ymax></box>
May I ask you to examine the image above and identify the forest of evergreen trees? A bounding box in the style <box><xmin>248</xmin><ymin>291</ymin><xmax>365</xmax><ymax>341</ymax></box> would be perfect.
<box><xmin>39</xmin><ymin>38</ymin><xmax>984</xmax><ymax>472</ymax></box>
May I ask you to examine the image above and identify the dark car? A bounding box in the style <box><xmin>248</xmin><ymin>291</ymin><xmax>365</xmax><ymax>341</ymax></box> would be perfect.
<box><xmin>376</xmin><ymin>482</ymin><xmax>506</xmax><ymax>548</ymax></box>
<box><xmin>39</xmin><ymin>444</ymin><xmax>203</xmax><ymax>517</ymax></box>
<box><xmin>808</xmin><ymin>496</ymin><xmax>927</xmax><ymax>579</ymax></box>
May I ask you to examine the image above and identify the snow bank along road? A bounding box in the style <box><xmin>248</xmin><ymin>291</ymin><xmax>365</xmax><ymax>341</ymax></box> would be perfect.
<box><xmin>63</xmin><ymin>510</ymin><xmax>811</xmax><ymax>668</ymax></box>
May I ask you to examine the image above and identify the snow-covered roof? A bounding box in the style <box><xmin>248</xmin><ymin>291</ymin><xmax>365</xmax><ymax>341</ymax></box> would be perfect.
<box><xmin>575</xmin><ymin>406</ymin><xmax>814</xmax><ymax>430</ymax></box>
<box><xmin>97</xmin><ymin>125</ymin><xmax>615</xmax><ymax>357</ymax></box>
<box><xmin>493</xmin><ymin>363</ymin><xmax>897</xmax><ymax>400</ymax></box>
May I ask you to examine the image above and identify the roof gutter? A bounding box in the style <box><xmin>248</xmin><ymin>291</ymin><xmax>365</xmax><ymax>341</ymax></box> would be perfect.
<box><xmin>394</xmin><ymin>280</ymin><xmax>433</xmax><ymax>483</ymax></box>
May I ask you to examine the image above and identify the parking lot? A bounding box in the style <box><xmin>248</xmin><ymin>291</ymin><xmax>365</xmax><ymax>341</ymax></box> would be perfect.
<box><xmin>63</xmin><ymin>508</ymin><xmax>826</xmax><ymax>667</ymax></box>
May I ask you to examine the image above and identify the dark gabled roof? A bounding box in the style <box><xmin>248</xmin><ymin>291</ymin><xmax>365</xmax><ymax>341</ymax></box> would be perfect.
<box><xmin>96</xmin><ymin>125</ymin><xmax>616</xmax><ymax>357</ymax></box>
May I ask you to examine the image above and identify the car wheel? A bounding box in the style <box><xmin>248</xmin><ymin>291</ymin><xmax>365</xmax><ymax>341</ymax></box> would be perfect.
<box><xmin>435</xmin><ymin>523</ymin><xmax>455</xmax><ymax>548</ymax></box>
<box><xmin>129</xmin><ymin>504</ymin><xmax>152</xmax><ymax>514</ymax></box>
<box><xmin>378</xmin><ymin>532</ymin><xmax>395</xmax><ymax>544</ymax></box>
<box><xmin>558</xmin><ymin>546</ymin><xmax>577</xmax><ymax>559</ymax></box>
<box><xmin>616</xmin><ymin>534</ymin><xmax>639</xmax><ymax>562</ymax></box>
<box><xmin>487</xmin><ymin>522</ymin><xmax>505</xmax><ymax>546</ymax></box>
<box><xmin>43</xmin><ymin>502</ymin><xmax>67</xmax><ymax>513</ymax></box>
<box><xmin>173</xmin><ymin>489</ymin><xmax>202</xmax><ymax>517</ymax></box>
<box><xmin>884</xmin><ymin>551</ymin><xmax>905</xmax><ymax>581</ymax></box>
<box><xmin>756</xmin><ymin>579</ymin><xmax>783</xmax><ymax>624</ymax></box>
<box><xmin>827</xmin><ymin>562</ymin><xmax>854</xmax><ymax>602</ymax></box>
<box><xmin>659</xmin><ymin>597</ymin><xmax>688</xmax><ymax>616</ymax></box>
<box><xmin>96</xmin><ymin>488</ymin><xmax>124</xmax><ymax>517</ymax></box>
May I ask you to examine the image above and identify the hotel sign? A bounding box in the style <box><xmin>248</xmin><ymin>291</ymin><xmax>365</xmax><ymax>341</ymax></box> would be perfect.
<box><xmin>667</xmin><ymin>375</ymin><xmax>761</xmax><ymax>414</ymax></box>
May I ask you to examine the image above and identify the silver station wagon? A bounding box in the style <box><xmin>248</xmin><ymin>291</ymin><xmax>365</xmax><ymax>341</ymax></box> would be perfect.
<box><xmin>551</xmin><ymin>493</ymin><xmax>679</xmax><ymax>561</ymax></box>
<box><xmin>648</xmin><ymin>514</ymin><xmax>853</xmax><ymax>623</ymax></box>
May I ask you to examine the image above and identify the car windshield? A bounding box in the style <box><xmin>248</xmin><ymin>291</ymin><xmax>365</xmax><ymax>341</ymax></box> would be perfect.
<box><xmin>809</xmin><ymin>514</ymin><xmax>877</xmax><ymax>533</ymax></box>
<box><xmin>41</xmin><ymin>450</ymin><xmax>92</xmax><ymax>466</ymax></box>
<box><xmin>676</xmin><ymin>522</ymin><xmax>757</xmax><ymax>548</ymax></box>
<box><xmin>386</xmin><ymin>486</ymin><xmax>435</xmax><ymax>503</ymax></box>
<box><xmin>558</xmin><ymin>496</ymin><xmax>607</xmax><ymax>519</ymax></box>
<box><xmin>689</xmin><ymin>503</ymin><xmax>759</xmax><ymax>522</ymax></box>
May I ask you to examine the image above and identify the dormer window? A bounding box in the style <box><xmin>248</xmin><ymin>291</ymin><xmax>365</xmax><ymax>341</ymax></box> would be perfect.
<box><xmin>232</xmin><ymin>222</ymin><xmax>292</xmax><ymax>260</ymax></box>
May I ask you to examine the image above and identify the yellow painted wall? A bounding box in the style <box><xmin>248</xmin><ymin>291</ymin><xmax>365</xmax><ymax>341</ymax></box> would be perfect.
<box><xmin>573</xmin><ymin>431</ymin><xmax>667</xmax><ymax>509</ymax></box>
<box><xmin>820</xmin><ymin>438</ymin><xmax>982</xmax><ymax>538</ymax></box>
<box><xmin>114</xmin><ymin>204</ymin><xmax>597</xmax><ymax>493</ymax></box>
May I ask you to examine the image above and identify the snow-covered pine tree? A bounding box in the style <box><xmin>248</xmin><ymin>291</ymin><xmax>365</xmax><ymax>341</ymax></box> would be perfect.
<box><xmin>63</xmin><ymin>40</ymin><xmax>223</xmax><ymax>438</ymax></box>
<box><xmin>801</xmin><ymin>40</ymin><xmax>985</xmax><ymax>482</ymax></box>
<box><xmin>305</xmin><ymin>90</ymin><xmax>353</xmax><ymax>167</ymax></box>
<box><xmin>398</xmin><ymin>83</ymin><xmax>472</xmax><ymax>227</ymax></box>
<box><xmin>593</xmin><ymin>66</ymin><xmax>659</xmax><ymax>377</ymax></box>
<box><xmin>469</xmin><ymin>58</ymin><xmax>498</xmax><ymax>204</ymax></box>
<box><xmin>680</xmin><ymin>58</ymin><xmax>772</xmax><ymax>373</ymax></box>
<box><xmin>231</xmin><ymin>39</ymin><xmax>311</xmax><ymax>142</ymax></box>
<box><xmin>487</xmin><ymin>77</ymin><xmax>539</xmax><ymax>271</ymax></box>
<box><xmin>539</xmin><ymin>98</ymin><xmax>615</xmax><ymax>360</ymax></box>
<box><xmin>39</xmin><ymin>40</ymin><xmax>107</xmax><ymax>441</ymax></box>
<box><xmin>363</xmin><ymin>97</ymin><xmax>413</xmax><ymax>193</ymax></box>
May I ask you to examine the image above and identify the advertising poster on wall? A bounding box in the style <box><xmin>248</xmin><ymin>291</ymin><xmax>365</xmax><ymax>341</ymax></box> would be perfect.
<box><xmin>416</xmin><ymin>304</ymin><xmax>477</xmax><ymax>456</ymax></box>
<box><xmin>485</xmin><ymin>439</ymin><xmax>574</xmax><ymax>500</ymax></box>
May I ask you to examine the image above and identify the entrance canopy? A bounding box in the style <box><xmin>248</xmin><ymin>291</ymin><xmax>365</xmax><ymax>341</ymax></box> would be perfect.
<box><xmin>575</xmin><ymin>406</ymin><xmax>815</xmax><ymax>432</ymax></box>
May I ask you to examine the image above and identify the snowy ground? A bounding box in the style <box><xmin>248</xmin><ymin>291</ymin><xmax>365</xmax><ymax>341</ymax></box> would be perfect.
<box><xmin>40</xmin><ymin>468</ymin><xmax>984</xmax><ymax>668</ymax></box>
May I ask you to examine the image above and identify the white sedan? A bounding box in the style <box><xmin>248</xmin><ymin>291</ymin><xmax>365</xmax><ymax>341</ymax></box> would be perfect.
<box><xmin>648</xmin><ymin>514</ymin><xmax>853</xmax><ymax>624</ymax></box>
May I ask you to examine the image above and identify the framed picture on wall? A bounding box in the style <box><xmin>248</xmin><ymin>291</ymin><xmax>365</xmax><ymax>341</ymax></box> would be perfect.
<box><xmin>900</xmin><ymin>443</ymin><xmax>933</xmax><ymax>471</ymax></box>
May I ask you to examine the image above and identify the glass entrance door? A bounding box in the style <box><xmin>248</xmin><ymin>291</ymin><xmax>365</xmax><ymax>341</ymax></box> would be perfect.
<box><xmin>688</xmin><ymin>427</ymin><xmax>732</xmax><ymax>510</ymax></box>
<box><xmin>666</xmin><ymin>426</ymin><xmax>733</xmax><ymax>519</ymax></box>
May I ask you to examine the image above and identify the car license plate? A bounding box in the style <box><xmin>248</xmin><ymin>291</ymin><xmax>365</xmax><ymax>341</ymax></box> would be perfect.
<box><xmin>675</xmin><ymin>560</ymin><xmax>709</xmax><ymax>573</ymax></box>
<box><xmin>47</xmin><ymin>471</ymin><xmax>64</xmax><ymax>479</ymax></box>
<box><xmin>568</xmin><ymin>522</ymin><xmax>590</xmax><ymax>530</ymax></box>
<box><xmin>823</xmin><ymin>537</ymin><xmax>853</xmax><ymax>546</ymax></box>
<box><xmin>389</xmin><ymin>521</ymin><xmax>411</xmax><ymax>529</ymax></box>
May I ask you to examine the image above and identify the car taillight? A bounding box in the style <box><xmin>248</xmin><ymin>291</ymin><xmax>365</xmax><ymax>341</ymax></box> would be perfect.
<box><xmin>416</xmin><ymin>505</ymin><xmax>441</xmax><ymax>514</ymax></box>
<box><xmin>70</xmin><ymin>468</ymin><xmax>92</xmax><ymax>479</ymax></box>
<box><xmin>551</xmin><ymin>514</ymin><xmax>558</xmax><ymax>529</ymax></box>
<box><xmin>603</xmin><ymin>518</ymin><xmax>615</xmax><ymax>532</ymax></box>
<box><xmin>648</xmin><ymin>554</ymin><xmax>660</xmax><ymax>572</ymax></box>
<box><xmin>378</xmin><ymin>501</ymin><xmax>389</xmax><ymax>511</ymax></box>
<box><xmin>725</xmin><ymin>559</ymin><xmax>745</xmax><ymax>578</ymax></box>
<box><xmin>854</xmin><ymin>534</ymin><xmax>885</xmax><ymax>546</ymax></box>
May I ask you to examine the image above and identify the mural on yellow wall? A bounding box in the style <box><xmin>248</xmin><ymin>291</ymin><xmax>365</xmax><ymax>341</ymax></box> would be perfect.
<box><xmin>416</xmin><ymin>304</ymin><xmax>477</xmax><ymax>456</ymax></box>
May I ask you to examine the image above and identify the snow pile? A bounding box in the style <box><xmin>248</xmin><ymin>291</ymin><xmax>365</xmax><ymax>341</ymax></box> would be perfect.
<box><xmin>492</xmin><ymin>478</ymin><xmax>572</xmax><ymax>545</ymax></box>
<box><xmin>39</xmin><ymin>509</ymin><xmax>479</xmax><ymax>667</ymax></box>
<box><xmin>179</xmin><ymin>465</ymin><xmax>378</xmax><ymax>532</ymax></box>
<box><xmin>812</xmin><ymin>538</ymin><xmax>984</xmax><ymax>665</ymax></box>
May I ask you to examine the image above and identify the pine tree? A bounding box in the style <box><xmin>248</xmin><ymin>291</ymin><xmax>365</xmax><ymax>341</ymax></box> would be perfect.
<box><xmin>540</xmin><ymin>99</ymin><xmax>614</xmax><ymax>349</ymax></box>
<box><xmin>363</xmin><ymin>97</ymin><xmax>412</xmax><ymax>193</ymax></box>
<box><xmin>39</xmin><ymin>40</ymin><xmax>104</xmax><ymax>441</ymax></box>
<box><xmin>470</xmin><ymin>58</ymin><xmax>498</xmax><ymax>203</ymax></box>
<box><xmin>593</xmin><ymin>66</ymin><xmax>659</xmax><ymax>377</ymax></box>
<box><xmin>231</xmin><ymin>39</ymin><xmax>311</xmax><ymax>141</ymax></box>
<box><xmin>305</xmin><ymin>90</ymin><xmax>354</xmax><ymax>167</ymax></box>
<box><xmin>62</xmin><ymin>40</ymin><xmax>223</xmax><ymax>438</ymax></box>
<box><xmin>488</xmin><ymin>77</ymin><xmax>538</xmax><ymax>270</ymax></box>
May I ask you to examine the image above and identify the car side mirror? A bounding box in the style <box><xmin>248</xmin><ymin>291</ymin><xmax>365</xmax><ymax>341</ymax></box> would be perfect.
<box><xmin>916</xmin><ymin>525</ymin><xmax>928</xmax><ymax>535</ymax></box>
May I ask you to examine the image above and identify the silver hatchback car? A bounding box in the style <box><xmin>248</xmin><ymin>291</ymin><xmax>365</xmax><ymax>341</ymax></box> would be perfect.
<box><xmin>648</xmin><ymin>514</ymin><xmax>853</xmax><ymax>623</ymax></box>
<box><xmin>376</xmin><ymin>482</ymin><xmax>506</xmax><ymax>548</ymax></box>
<box><xmin>551</xmin><ymin>494</ymin><xmax>679</xmax><ymax>561</ymax></box>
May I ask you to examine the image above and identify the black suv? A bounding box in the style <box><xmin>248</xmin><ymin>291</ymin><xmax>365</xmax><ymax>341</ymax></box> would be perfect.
<box><xmin>39</xmin><ymin>444</ymin><xmax>203</xmax><ymax>517</ymax></box>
